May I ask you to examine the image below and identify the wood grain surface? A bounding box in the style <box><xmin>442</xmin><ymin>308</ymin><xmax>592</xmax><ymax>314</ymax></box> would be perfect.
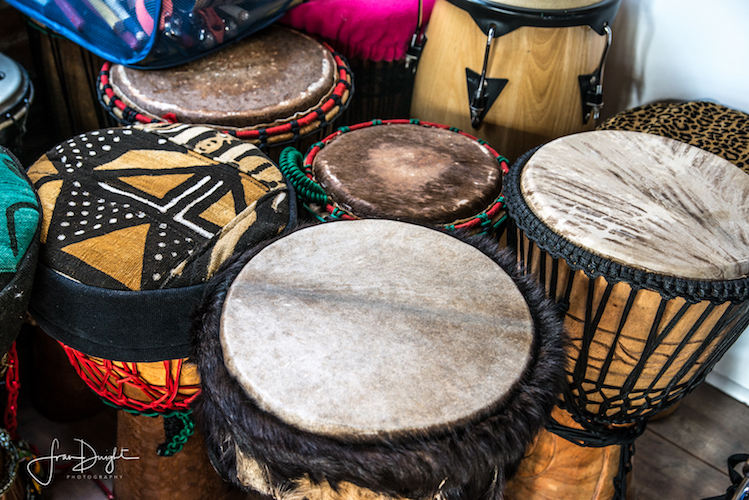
<box><xmin>521</xmin><ymin>130</ymin><xmax>749</xmax><ymax>280</ymax></box>
<box><xmin>411</xmin><ymin>0</ymin><xmax>605</xmax><ymax>160</ymax></box>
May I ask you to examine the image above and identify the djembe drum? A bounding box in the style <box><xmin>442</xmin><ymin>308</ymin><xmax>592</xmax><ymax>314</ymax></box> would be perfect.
<box><xmin>410</xmin><ymin>0</ymin><xmax>621</xmax><ymax>161</ymax></box>
<box><xmin>280</xmin><ymin>0</ymin><xmax>436</xmax><ymax>125</ymax></box>
<box><xmin>0</xmin><ymin>52</ymin><xmax>33</xmax><ymax>153</ymax></box>
<box><xmin>597</xmin><ymin>100</ymin><xmax>749</xmax><ymax>173</ymax></box>
<box><xmin>280</xmin><ymin>119</ymin><xmax>507</xmax><ymax>237</ymax></box>
<box><xmin>0</xmin><ymin>146</ymin><xmax>42</xmax><ymax>500</ymax></box>
<box><xmin>26</xmin><ymin>124</ymin><xmax>296</xmax><ymax>499</ymax></box>
<box><xmin>503</xmin><ymin>130</ymin><xmax>749</xmax><ymax>500</ymax></box>
<box><xmin>97</xmin><ymin>25</ymin><xmax>352</xmax><ymax>161</ymax></box>
<box><xmin>193</xmin><ymin>219</ymin><xmax>567</xmax><ymax>500</ymax></box>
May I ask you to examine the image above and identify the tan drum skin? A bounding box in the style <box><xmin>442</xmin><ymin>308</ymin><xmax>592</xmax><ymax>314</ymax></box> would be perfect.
<box><xmin>410</xmin><ymin>0</ymin><xmax>608</xmax><ymax>161</ymax></box>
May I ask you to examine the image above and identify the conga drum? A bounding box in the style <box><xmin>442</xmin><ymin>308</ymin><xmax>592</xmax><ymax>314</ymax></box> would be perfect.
<box><xmin>0</xmin><ymin>146</ymin><xmax>43</xmax><ymax>500</ymax></box>
<box><xmin>503</xmin><ymin>130</ymin><xmax>749</xmax><ymax>500</ymax></box>
<box><xmin>411</xmin><ymin>0</ymin><xmax>621</xmax><ymax>161</ymax></box>
<box><xmin>193</xmin><ymin>219</ymin><xmax>567</xmax><ymax>500</ymax></box>
<box><xmin>597</xmin><ymin>100</ymin><xmax>749</xmax><ymax>173</ymax></box>
<box><xmin>280</xmin><ymin>119</ymin><xmax>507</xmax><ymax>237</ymax></box>
<box><xmin>97</xmin><ymin>25</ymin><xmax>352</xmax><ymax>161</ymax></box>
<box><xmin>281</xmin><ymin>0</ymin><xmax>436</xmax><ymax>125</ymax></box>
<box><xmin>0</xmin><ymin>52</ymin><xmax>33</xmax><ymax>152</ymax></box>
<box><xmin>26</xmin><ymin>124</ymin><xmax>297</xmax><ymax>499</ymax></box>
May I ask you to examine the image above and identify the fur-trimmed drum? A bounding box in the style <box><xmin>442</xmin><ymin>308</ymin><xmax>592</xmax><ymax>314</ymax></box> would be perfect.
<box><xmin>194</xmin><ymin>219</ymin><xmax>567</xmax><ymax>500</ymax></box>
<box><xmin>26</xmin><ymin>124</ymin><xmax>297</xmax><ymax>499</ymax></box>
<box><xmin>280</xmin><ymin>119</ymin><xmax>507</xmax><ymax>236</ymax></box>
<box><xmin>503</xmin><ymin>130</ymin><xmax>749</xmax><ymax>500</ymax></box>
<box><xmin>410</xmin><ymin>0</ymin><xmax>620</xmax><ymax>161</ymax></box>
<box><xmin>97</xmin><ymin>25</ymin><xmax>352</xmax><ymax>160</ymax></box>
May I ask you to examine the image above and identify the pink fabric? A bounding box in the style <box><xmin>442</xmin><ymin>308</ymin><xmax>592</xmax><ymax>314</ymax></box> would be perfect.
<box><xmin>280</xmin><ymin>0</ymin><xmax>435</xmax><ymax>62</ymax></box>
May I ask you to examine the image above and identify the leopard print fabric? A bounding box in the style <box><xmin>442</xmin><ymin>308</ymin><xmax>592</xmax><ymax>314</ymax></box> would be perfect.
<box><xmin>597</xmin><ymin>101</ymin><xmax>749</xmax><ymax>173</ymax></box>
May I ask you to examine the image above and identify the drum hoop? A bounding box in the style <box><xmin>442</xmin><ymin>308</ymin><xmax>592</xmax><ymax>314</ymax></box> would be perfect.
<box><xmin>287</xmin><ymin>118</ymin><xmax>508</xmax><ymax>233</ymax></box>
<box><xmin>96</xmin><ymin>41</ymin><xmax>353</xmax><ymax>147</ymax></box>
<box><xmin>0</xmin><ymin>73</ymin><xmax>33</xmax><ymax>133</ymax></box>
<box><xmin>504</xmin><ymin>146</ymin><xmax>749</xmax><ymax>303</ymax></box>
<box><xmin>445</xmin><ymin>0</ymin><xmax>621</xmax><ymax>36</ymax></box>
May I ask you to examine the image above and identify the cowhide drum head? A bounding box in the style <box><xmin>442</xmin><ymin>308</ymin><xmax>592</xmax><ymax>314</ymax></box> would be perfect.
<box><xmin>195</xmin><ymin>219</ymin><xmax>567</xmax><ymax>500</ymax></box>
<box><xmin>519</xmin><ymin>130</ymin><xmax>749</xmax><ymax>281</ymax></box>
<box><xmin>312</xmin><ymin>123</ymin><xmax>503</xmax><ymax>225</ymax></box>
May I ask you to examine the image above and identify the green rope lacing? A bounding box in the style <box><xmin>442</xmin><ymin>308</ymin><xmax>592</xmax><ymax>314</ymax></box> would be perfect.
<box><xmin>279</xmin><ymin>147</ymin><xmax>328</xmax><ymax>204</ymax></box>
<box><xmin>102</xmin><ymin>401</ymin><xmax>194</xmax><ymax>457</ymax></box>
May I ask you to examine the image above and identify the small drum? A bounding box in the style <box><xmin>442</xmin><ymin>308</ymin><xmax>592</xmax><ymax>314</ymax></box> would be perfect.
<box><xmin>26</xmin><ymin>124</ymin><xmax>296</xmax><ymax>499</ymax></box>
<box><xmin>598</xmin><ymin>100</ymin><xmax>749</xmax><ymax>173</ymax></box>
<box><xmin>0</xmin><ymin>53</ymin><xmax>33</xmax><ymax>152</ymax></box>
<box><xmin>281</xmin><ymin>119</ymin><xmax>507</xmax><ymax>236</ymax></box>
<box><xmin>503</xmin><ymin>130</ymin><xmax>749</xmax><ymax>499</ymax></box>
<box><xmin>97</xmin><ymin>26</ymin><xmax>352</xmax><ymax>160</ymax></box>
<box><xmin>281</xmin><ymin>0</ymin><xmax>436</xmax><ymax>124</ymax></box>
<box><xmin>411</xmin><ymin>0</ymin><xmax>621</xmax><ymax>161</ymax></box>
<box><xmin>193</xmin><ymin>219</ymin><xmax>567</xmax><ymax>500</ymax></box>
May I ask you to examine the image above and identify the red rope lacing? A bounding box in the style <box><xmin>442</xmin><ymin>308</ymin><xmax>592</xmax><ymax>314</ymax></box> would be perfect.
<box><xmin>60</xmin><ymin>342</ymin><xmax>199</xmax><ymax>414</ymax></box>
<box><xmin>4</xmin><ymin>343</ymin><xmax>19</xmax><ymax>441</ymax></box>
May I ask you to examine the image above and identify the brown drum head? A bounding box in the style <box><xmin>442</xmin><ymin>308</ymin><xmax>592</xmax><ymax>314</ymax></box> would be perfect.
<box><xmin>312</xmin><ymin>124</ymin><xmax>503</xmax><ymax>224</ymax></box>
<box><xmin>519</xmin><ymin>130</ymin><xmax>749</xmax><ymax>281</ymax></box>
<box><xmin>220</xmin><ymin>220</ymin><xmax>534</xmax><ymax>437</ymax></box>
<box><xmin>109</xmin><ymin>26</ymin><xmax>336</xmax><ymax>128</ymax></box>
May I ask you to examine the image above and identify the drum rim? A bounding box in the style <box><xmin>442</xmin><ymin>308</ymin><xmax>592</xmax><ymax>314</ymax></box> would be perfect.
<box><xmin>96</xmin><ymin>31</ymin><xmax>353</xmax><ymax>147</ymax></box>
<box><xmin>0</xmin><ymin>67</ymin><xmax>33</xmax><ymax>134</ymax></box>
<box><xmin>194</xmin><ymin>220</ymin><xmax>567</xmax><ymax>498</ymax></box>
<box><xmin>505</xmin><ymin>144</ymin><xmax>749</xmax><ymax>303</ymax></box>
<box><xmin>289</xmin><ymin>119</ymin><xmax>508</xmax><ymax>234</ymax></box>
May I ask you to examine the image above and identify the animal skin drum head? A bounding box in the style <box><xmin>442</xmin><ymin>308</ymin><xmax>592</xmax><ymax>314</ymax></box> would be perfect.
<box><xmin>108</xmin><ymin>26</ymin><xmax>336</xmax><ymax>128</ymax></box>
<box><xmin>520</xmin><ymin>130</ymin><xmax>749</xmax><ymax>281</ymax></box>
<box><xmin>220</xmin><ymin>219</ymin><xmax>535</xmax><ymax>437</ymax></box>
<box><xmin>0</xmin><ymin>53</ymin><xmax>26</xmax><ymax>116</ymax></box>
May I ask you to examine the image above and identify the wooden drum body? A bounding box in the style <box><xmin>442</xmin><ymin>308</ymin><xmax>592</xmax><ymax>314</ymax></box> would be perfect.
<box><xmin>281</xmin><ymin>119</ymin><xmax>507</xmax><ymax>236</ymax></box>
<box><xmin>194</xmin><ymin>220</ymin><xmax>567</xmax><ymax>500</ymax></box>
<box><xmin>98</xmin><ymin>26</ymin><xmax>352</xmax><ymax>160</ymax></box>
<box><xmin>411</xmin><ymin>0</ymin><xmax>620</xmax><ymax>161</ymax></box>
<box><xmin>503</xmin><ymin>130</ymin><xmax>749</xmax><ymax>499</ymax></box>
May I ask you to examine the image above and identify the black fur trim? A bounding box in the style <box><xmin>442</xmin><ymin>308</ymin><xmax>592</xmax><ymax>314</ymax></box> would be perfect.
<box><xmin>192</xmin><ymin>221</ymin><xmax>568</xmax><ymax>500</ymax></box>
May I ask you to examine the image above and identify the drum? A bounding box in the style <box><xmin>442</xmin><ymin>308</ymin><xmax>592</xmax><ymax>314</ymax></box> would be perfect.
<box><xmin>503</xmin><ymin>130</ymin><xmax>749</xmax><ymax>499</ymax></box>
<box><xmin>0</xmin><ymin>53</ymin><xmax>33</xmax><ymax>152</ymax></box>
<box><xmin>281</xmin><ymin>0</ymin><xmax>436</xmax><ymax>125</ymax></box>
<box><xmin>280</xmin><ymin>119</ymin><xmax>508</xmax><ymax>236</ymax></box>
<box><xmin>26</xmin><ymin>123</ymin><xmax>297</xmax><ymax>499</ymax></box>
<box><xmin>193</xmin><ymin>219</ymin><xmax>567</xmax><ymax>500</ymax></box>
<box><xmin>411</xmin><ymin>0</ymin><xmax>621</xmax><ymax>161</ymax></box>
<box><xmin>597</xmin><ymin>100</ymin><xmax>749</xmax><ymax>173</ymax></box>
<box><xmin>97</xmin><ymin>25</ymin><xmax>352</xmax><ymax>161</ymax></box>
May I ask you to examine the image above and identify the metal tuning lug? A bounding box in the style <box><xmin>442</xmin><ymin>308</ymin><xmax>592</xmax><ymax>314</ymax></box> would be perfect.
<box><xmin>466</xmin><ymin>25</ymin><xmax>507</xmax><ymax>129</ymax></box>
<box><xmin>579</xmin><ymin>24</ymin><xmax>613</xmax><ymax>124</ymax></box>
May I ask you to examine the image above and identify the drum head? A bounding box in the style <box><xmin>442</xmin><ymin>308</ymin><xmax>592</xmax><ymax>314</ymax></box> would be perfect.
<box><xmin>516</xmin><ymin>130</ymin><xmax>749</xmax><ymax>281</ymax></box>
<box><xmin>109</xmin><ymin>26</ymin><xmax>336</xmax><ymax>128</ymax></box>
<box><xmin>312</xmin><ymin>124</ymin><xmax>503</xmax><ymax>224</ymax></box>
<box><xmin>485</xmin><ymin>0</ymin><xmax>605</xmax><ymax>9</ymax></box>
<box><xmin>220</xmin><ymin>220</ymin><xmax>534</xmax><ymax>437</ymax></box>
<box><xmin>0</xmin><ymin>53</ymin><xmax>28</xmax><ymax>116</ymax></box>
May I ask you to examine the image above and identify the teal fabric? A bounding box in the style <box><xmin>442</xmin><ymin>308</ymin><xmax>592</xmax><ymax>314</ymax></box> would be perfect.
<box><xmin>0</xmin><ymin>152</ymin><xmax>39</xmax><ymax>273</ymax></box>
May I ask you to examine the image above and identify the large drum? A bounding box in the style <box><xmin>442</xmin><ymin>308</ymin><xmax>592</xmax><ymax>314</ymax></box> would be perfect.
<box><xmin>97</xmin><ymin>25</ymin><xmax>352</xmax><ymax>161</ymax></box>
<box><xmin>0</xmin><ymin>52</ymin><xmax>33</xmax><ymax>152</ymax></box>
<box><xmin>193</xmin><ymin>219</ymin><xmax>567</xmax><ymax>500</ymax></box>
<box><xmin>280</xmin><ymin>119</ymin><xmax>507</xmax><ymax>236</ymax></box>
<box><xmin>503</xmin><ymin>130</ymin><xmax>749</xmax><ymax>499</ymax></box>
<box><xmin>281</xmin><ymin>0</ymin><xmax>436</xmax><ymax>125</ymax></box>
<box><xmin>411</xmin><ymin>0</ymin><xmax>620</xmax><ymax>161</ymax></box>
<box><xmin>26</xmin><ymin>124</ymin><xmax>296</xmax><ymax>499</ymax></box>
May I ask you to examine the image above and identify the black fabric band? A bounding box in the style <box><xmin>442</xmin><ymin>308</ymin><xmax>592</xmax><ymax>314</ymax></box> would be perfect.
<box><xmin>29</xmin><ymin>264</ymin><xmax>204</xmax><ymax>362</ymax></box>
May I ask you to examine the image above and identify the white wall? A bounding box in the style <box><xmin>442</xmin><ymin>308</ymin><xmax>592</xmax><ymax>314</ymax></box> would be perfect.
<box><xmin>601</xmin><ymin>0</ymin><xmax>749</xmax><ymax>404</ymax></box>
